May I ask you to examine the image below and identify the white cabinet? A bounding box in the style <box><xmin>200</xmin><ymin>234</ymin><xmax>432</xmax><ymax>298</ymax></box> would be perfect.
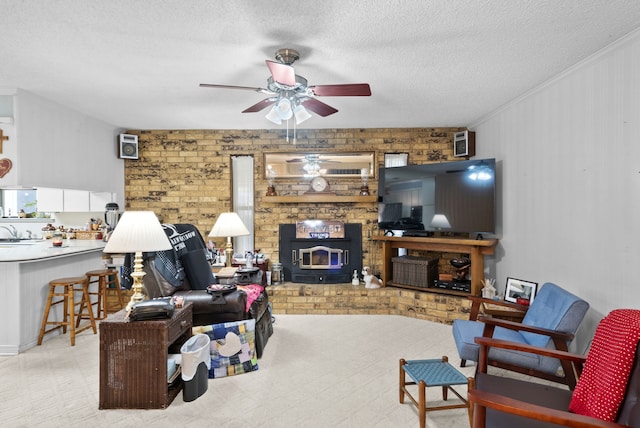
<box><xmin>37</xmin><ymin>188</ymin><xmax>115</xmax><ymax>212</ymax></box>
<box><xmin>89</xmin><ymin>192</ymin><xmax>113</xmax><ymax>212</ymax></box>
<box><xmin>63</xmin><ymin>189</ymin><xmax>90</xmax><ymax>212</ymax></box>
<box><xmin>36</xmin><ymin>187</ymin><xmax>64</xmax><ymax>212</ymax></box>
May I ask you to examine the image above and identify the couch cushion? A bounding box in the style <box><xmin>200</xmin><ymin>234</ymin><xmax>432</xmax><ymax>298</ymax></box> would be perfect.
<box><xmin>452</xmin><ymin>319</ymin><xmax>535</xmax><ymax>366</ymax></box>
<box><xmin>144</xmin><ymin>258</ymin><xmax>188</xmax><ymax>298</ymax></box>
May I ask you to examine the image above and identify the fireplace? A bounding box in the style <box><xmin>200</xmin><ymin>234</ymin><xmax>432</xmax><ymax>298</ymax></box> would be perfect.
<box><xmin>279</xmin><ymin>223</ymin><xmax>362</xmax><ymax>284</ymax></box>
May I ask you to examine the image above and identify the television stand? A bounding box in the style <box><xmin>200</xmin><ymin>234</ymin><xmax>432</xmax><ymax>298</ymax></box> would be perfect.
<box><xmin>372</xmin><ymin>235</ymin><xmax>498</xmax><ymax>295</ymax></box>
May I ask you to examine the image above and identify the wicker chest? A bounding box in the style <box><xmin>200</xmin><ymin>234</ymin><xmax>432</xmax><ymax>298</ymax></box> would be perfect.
<box><xmin>99</xmin><ymin>303</ymin><xmax>193</xmax><ymax>409</ymax></box>
<box><xmin>392</xmin><ymin>256</ymin><xmax>438</xmax><ymax>288</ymax></box>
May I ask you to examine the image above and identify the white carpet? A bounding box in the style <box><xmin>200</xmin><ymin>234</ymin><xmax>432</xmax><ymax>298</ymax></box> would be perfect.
<box><xmin>0</xmin><ymin>315</ymin><xmax>476</xmax><ymax>427</ymax></box>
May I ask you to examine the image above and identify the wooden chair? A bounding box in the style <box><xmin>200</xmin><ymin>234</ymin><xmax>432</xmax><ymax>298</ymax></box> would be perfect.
<box><xmin>452</xmin><ymin>282</ymin><xmax>589</xmax><ymax>388</ymax></box>
<box><xmin>468</xmin><ymin>309</ymin><xmax>640</xmax><ymax>428</ymax></box>
<box><xmin>459</xmin><ymin>295</ymin><xmax>528</xmax><ymax>366</ymax></box>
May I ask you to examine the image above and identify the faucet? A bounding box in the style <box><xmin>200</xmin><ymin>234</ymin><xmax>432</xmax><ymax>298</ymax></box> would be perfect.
<box><xmin>0</xmin><ymin>225</ymin><xmax>19</xmax><ymax>239</ymax></box>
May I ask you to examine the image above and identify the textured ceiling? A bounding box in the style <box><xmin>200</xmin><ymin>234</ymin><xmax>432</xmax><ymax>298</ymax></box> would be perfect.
<box><xmin>1</xmin><ymin>1</ymin><xmax>640</xmax><ymax>130</ymax></box>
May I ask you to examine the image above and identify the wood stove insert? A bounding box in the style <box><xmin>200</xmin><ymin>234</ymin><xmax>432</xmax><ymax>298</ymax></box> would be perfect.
<box><xmin>279</xmin><ymin>223</ymin><xmax>362</xmax><ymax>284</ymax></box>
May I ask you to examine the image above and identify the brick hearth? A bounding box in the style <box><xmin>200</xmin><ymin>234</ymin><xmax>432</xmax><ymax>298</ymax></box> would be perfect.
<box><xmin>111</xmin><ymin>283</ymin><xmax>472</xmax><ymax>324</ymax></box>
<box><xmin>268</xmin><ymin>283</ymin><xmax>472</xmax><ymax>324</ymax></box>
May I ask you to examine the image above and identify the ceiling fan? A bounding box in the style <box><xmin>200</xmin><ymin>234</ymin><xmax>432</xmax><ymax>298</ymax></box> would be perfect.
<box><xmin>199</xmin><ymin>48</ymin><xmax>371</xmax><ymax>124</ymax></box>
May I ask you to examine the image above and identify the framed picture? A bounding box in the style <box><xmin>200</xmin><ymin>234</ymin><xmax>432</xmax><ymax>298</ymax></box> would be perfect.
<box><xmin>504</xmin><ymin>277</ymin><xmax>538</xmax><ymax>304</ymax></box>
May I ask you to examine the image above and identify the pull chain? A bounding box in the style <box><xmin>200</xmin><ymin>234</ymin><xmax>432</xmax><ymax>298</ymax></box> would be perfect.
<box><xmin>293</xmin><ymin>118</ymin><xmax>297</xmax><ymax>144</ymax></box>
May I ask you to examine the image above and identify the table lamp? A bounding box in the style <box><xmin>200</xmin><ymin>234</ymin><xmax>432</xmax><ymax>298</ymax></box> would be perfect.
<box><xmin>208</xmin><ymin>212</ymin><xmax>250</xmax><ymax>267</ymax></box>
<box><xmin>103</xmin><ymin>211</ymin><xmax>172</xmax><ymax>311</ymax></box>
<box><xmin>429</xmin><ymin>214</ymin><xmax>451</xmax><ymax>230</ymax></box>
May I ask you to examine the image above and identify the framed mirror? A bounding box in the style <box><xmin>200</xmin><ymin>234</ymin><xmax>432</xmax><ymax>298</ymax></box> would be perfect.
<box><xmin>264</xmin><ymin>152</ymin><xmax>375</xmax><ymax>179</ymax></box>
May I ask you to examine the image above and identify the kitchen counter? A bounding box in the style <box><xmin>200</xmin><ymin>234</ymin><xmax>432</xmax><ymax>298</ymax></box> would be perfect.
<box><xmin>0</xmin><ymin>239</ymin><xmax>109</xmax><ymax>355</ymax></box>
<box><xmin>0</xmin><ymin>239</ymin><xmax>106</xmax><ymax>262</ymax></box>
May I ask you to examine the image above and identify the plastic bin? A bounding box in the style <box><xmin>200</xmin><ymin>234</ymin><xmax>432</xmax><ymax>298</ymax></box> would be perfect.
<box><xmin>181</xmin><ymin>333</ymin><xmax>211</xmax><ymax>402</ymax></box>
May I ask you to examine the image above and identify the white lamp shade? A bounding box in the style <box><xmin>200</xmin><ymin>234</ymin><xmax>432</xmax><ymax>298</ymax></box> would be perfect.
<box><xmin>293</xmin><ymin>104</ymin><xmax>312</xmax><ymax>124</ymax></box>
<box><xmin>208</xmin><ymin>212</ymin><xmax>250</xmax><ymax>238</ymax></box>
<box><xmin>103</xmin><ymin>211</ymin><xmax>172</xmax><ymax>253</ymax></box>
<box><xmin>265</xmin><ymin>106</ymin><xmax>282</xmax><ymax>124</ymax></box>
<box><xmin>430</xmin><ymin>214</ymin><xmax>452</xmax><ymax>229</ymax></box>
<box><xmin>274</xmin><ymin>98</ymin><xmax>293</xmax><ymax>120</ymax></box>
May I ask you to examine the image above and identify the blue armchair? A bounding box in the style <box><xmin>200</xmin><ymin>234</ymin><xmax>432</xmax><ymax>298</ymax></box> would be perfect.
<box><xmin>452</xmin><ymin>282</ymin><xmax>589</xmax><ymax>388</ymax></box>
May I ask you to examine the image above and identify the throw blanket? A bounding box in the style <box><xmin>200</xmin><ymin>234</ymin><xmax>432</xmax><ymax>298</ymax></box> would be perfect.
<box><xmin>121</xmin><ymin>223</ymin><xmax>212</xmax><ymax>289</ymax></box>
<box><xmin>237</xmin><ymin>284</ymin><xmax>264</xmax><ymax>312</ymax></box>
<box><xmin>162</xmin><ymin>223</ymin><xmax>210</xmax><ymax>259</ymax></box>
<box><xmin>156</xmin><ymin>224</ymin><xmax>215</xmax><ymax>289</ymax></box>
<box><xmin>569</xmin><ymin>309</ymin><xmax>640</xmax><ymax>421</ymax></box>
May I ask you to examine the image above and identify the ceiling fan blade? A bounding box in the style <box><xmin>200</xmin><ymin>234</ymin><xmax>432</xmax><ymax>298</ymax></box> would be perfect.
<box><xmin>242</xmin><ymin>98</ymin><xmax>276</xmax><ymax>113</ymax></box>
<box><xmin>265</xmin><ymin>60</ymin><xmax>296</xmax><ymax>86</ymax></box>
<box><xmin>310</xmin><ymin>83</ymin><xmax>372</xmax><ymax>96</ymax></box>
<box><xmin>199</xmin><ymin>83</ymin><xmax>272</xmax><ymax>94</ymax></box>
<box><xmin>302</xmin><ymin>98</ymin><xmax>338</xmax><ymax>117</ymax></box>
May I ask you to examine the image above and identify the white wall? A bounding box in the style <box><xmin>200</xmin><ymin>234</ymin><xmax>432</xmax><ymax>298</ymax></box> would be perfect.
<box><xmin>0</xmin><ymin>90</ymin><xmax>17</xmax><ymax>187</ymax></box>
<box><xmin>473</xmin><ymin>28</ymin><xmax>640</xmax><ymax>346</ymax></box>
<box><xmin>14</xmin><ymin>90</ymin><xmax>124</xmax><ymax>206</ymax></box>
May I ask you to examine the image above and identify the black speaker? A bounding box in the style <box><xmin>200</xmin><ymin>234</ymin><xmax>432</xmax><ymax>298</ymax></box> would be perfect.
<box><xmin>453</xmin><ymin>130</ymin><xmax>475</xmax><ymax>158</ymax></box>
<box><xmin>118</xmin><ymin>134</ymin><xmax>138</xmax><ymax>159</ymax></box>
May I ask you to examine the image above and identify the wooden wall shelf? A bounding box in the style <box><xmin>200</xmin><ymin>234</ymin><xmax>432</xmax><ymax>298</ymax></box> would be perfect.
<box><xmin>372</xmin><ymin>235</ymin><xmax>499</xmax><ymax>296</ymax></box>
<box><xmin>263</xmin><ymin>195</ymin><xmax>377</xmax><ymax>203</ymax></box>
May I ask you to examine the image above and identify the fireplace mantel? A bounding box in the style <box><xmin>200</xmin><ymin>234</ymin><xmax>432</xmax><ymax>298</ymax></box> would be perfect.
<box><xmin>264</xmin><ymin>195</ymin><xmax>377</xmax><ymax>203</ymax></box>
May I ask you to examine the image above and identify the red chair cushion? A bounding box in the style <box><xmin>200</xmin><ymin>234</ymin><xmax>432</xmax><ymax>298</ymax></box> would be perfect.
<box><xmin>569</xmin><ymin>309</ymin><xmax>640</xmax><ymax>421</ymax></box>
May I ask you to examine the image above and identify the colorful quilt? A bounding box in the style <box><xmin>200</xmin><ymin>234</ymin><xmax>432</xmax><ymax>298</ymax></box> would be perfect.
<box><xmin>193</xmin><ymin>318</ymin><xmax>258</xmax><ymax>379</ymax></box>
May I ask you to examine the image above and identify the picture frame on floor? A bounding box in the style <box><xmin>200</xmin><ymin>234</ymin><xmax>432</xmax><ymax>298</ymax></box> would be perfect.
<box><xmin>504</xmin><ymin>277</ymin><xmax>538</xmax><ymax>304</ymax></box>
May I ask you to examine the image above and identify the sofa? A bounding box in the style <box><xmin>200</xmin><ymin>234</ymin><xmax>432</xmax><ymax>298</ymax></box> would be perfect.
<box><xmin>135</xmin><ymin>223</ymin><xmax>273</xmax><ymax>358</ymax></box>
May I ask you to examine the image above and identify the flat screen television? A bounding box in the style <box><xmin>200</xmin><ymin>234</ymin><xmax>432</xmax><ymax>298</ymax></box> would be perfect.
<box><xmin>378</xmin><ymin>158</ymin><xmax>496</xmax><ymax>236</ymax></box>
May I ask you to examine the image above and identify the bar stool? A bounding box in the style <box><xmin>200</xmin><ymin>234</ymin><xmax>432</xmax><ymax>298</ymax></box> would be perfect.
<box><xmin>37</xmin><ymin>276</ymin><xmax>97</xmax><ymax>346</ymax></box>
<box><xmin>84</xmin><ymin>269</ymin><xmax>125</xmax><ymax>320</ymax></box>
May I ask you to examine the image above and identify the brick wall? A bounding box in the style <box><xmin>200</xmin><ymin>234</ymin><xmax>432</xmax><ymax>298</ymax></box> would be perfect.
<box><xmin>124</xmin><ymin>127</ymin><xmax>465</xmax><ymax>274</ymax></box>
<box><xmin>267</xmin><ymin>283</ymin><xmax>472</xmax><ymax>324</ymax></box>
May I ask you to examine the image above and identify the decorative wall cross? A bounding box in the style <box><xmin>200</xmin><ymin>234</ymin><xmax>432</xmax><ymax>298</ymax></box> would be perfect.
<box><xmin>0</xmin><ymin>129</ymin><xmax>8</xmax><ymax>153</ymax></box>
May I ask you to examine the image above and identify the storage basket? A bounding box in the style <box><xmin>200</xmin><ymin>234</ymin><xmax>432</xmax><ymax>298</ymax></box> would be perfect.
<box><xmin>75</xmin><ymin>230</ymin><xmax>101</xmax><ymax>240</ymax></box>
<box><xmin>392</xmin><ymin>256</ymin><xmax>438</xmax><ymax>288</ymax></box>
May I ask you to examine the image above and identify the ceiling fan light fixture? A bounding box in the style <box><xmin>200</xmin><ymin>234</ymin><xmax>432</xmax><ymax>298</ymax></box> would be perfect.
<box><xmin>293</xmin><ymin>104</ymin><xmax>312</xmax><ymax>125</ymax></box>
<box><xmin>265</xmin><ymin>106</ymin><xmax>282</xmax><ymax>124</ymax></box>
<box><xmin>274</xmin><ymin>98</ymin><xmax>293</xmax><ymax>120</ymax></box>
<box><xmin>201</xmin><ymin>49</ymin><xmax>371</xmax><ymax>125</ymax></box>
